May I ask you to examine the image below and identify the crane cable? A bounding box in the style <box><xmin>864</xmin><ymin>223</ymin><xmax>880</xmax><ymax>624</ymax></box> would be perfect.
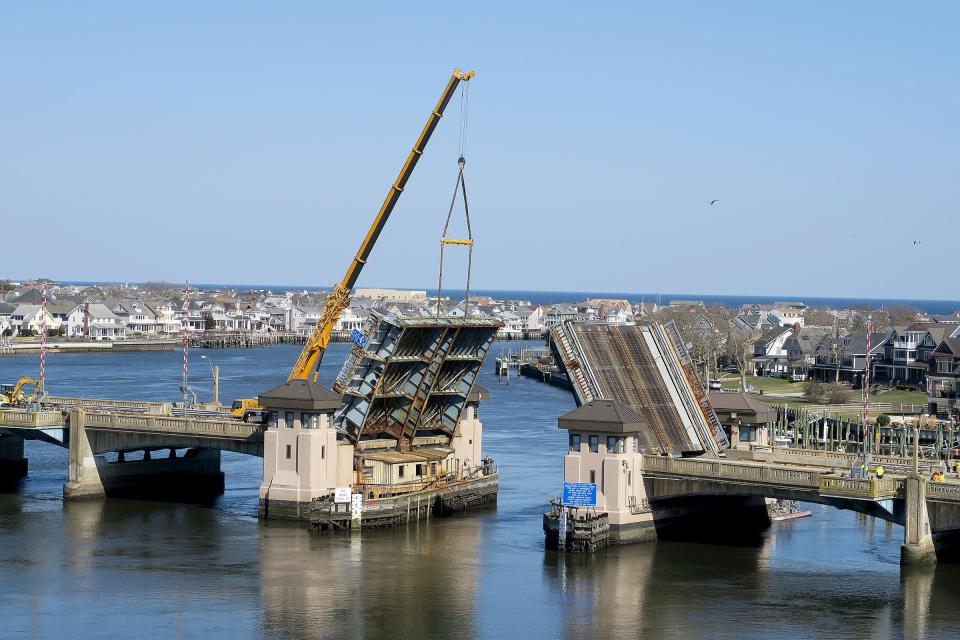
<box><xmin>436</xmin><ymin>85</ymin><xmax>474</xmax><ymax>317</ymax></box>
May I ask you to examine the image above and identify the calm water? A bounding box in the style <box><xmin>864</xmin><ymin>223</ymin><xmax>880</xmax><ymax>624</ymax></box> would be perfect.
<box><xmin>2</xmin><ymin>343</ymin><xmax>960</xmax><ymax>639</ymax></box>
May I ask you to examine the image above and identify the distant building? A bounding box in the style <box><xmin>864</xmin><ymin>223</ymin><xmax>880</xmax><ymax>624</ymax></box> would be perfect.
<box><xmin>927</xmin><ymin>337</ymin><xmax>960</xmax><ymax>418</ymax></box>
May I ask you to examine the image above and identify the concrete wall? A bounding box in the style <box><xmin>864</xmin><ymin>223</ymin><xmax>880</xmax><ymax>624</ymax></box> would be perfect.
<box><xmin>260</xmin><ymin>409</ymin><xmax>350</xmax><ymax>518</ymax></box>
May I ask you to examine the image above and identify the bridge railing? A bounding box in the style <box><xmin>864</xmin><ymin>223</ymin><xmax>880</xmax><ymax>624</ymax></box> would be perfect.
<box><xmin>818</xmin><ymin>475</ymin><xmax>902</xmax><ymax>499</ymax></box>
<box><xmin>927</xmin><ymin>482</ymin><xmax>960</xmax><ymax>501</ymax></box>
<box><xmin>46</xmin><ymin>396</ymin><xmax>173</xmax><ymax>414</ymax></box>
<box><xmin>83</xmin><ymin>411</ymin><xmax>263</xmax><ymax>439</ymax></box>
<box><xmin>745</xmin><ymin>446</ymin><xmax>946</xmax><ymax>474</ymax></box>
<box><xmin>0</xmin><ymin>409</ymin><xmax>65</xmax><ymax>428</ymax></box>
<box><xmin>640</xmin><ymin>455</ymin><xmax>822</xmax><ymax>488</ymax></box>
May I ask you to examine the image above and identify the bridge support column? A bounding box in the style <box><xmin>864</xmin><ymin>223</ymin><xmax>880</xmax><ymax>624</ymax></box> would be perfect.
<box><xmin>0</xmin><ymin>433</ymin><xmax>28</xmax><ymax>487</ymax></box>
<box><xmin>901</xmin><ymin>473</ymin><xmax>936</xmax><ymax>567</ymax></box>
<box><xmin>64</xmin><ymin>408</ymin><xmax>106</xmax><ymax>500</ymax></box>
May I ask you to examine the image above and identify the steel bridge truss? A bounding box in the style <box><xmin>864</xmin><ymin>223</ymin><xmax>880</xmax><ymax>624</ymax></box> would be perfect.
<box><xmin>333</xmin><ymin>313</ymin><xmax>500</xmax><ymax>449</ymax></box>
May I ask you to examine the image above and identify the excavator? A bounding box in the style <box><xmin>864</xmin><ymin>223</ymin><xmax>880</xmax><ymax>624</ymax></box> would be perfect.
<box><xmin>228</xmin><ymin>68</ymin><xmax>475</xmax><ymax>417</ymax></box>
<box><xmin>0</xmin><ymin>377</ymin><xmax>41</xmax><ymax>407</ymax></box>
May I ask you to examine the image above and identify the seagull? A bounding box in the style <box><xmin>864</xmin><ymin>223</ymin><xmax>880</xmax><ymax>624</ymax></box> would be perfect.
<box><xmin>913</xmin><ymin>240</ymin><xmax>924</xmax><ymax>246</ymax></box>
<box><xmin>706</xmin><ymin>199</ymin><xmax>719</xmax><ymax>206</ymax></box>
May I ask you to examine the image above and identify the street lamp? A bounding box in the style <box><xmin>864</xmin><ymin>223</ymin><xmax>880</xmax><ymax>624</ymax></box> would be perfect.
<box><xmin>200</xmin><ymin>354</ymin><xmax>220</xmax><ymax>407</ymax></box>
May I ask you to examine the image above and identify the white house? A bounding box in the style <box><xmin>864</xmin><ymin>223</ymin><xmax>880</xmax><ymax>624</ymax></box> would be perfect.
<box><xmin>9</xmin><ymin>304</ymin><xmax>60</xmax><ymax>336</ymax></box>
<box><xmin>67</xmin><ymin>304</ymin><xmax>126</xmax><ymax>340</ymax></box>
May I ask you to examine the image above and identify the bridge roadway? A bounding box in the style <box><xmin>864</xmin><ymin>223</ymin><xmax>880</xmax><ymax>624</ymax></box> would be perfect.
<box><xmin>638</xmin><ymin>450</ymin><xmax>960</xmax><ymax>565</ymax></box>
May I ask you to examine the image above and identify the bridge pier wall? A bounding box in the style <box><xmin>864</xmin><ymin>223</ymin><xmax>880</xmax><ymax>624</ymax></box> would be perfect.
<box><xmin>64</xmin><ymin>408</ymin><xmax>105</xmax><ymax>499</ymax></box>
<box><xmin>64</xmin><ymin>408</ymin><xmax>225</xmax><ymax>500</ymax></box>
<box><xmin>0</xmin><ymin>433</ymin><xmax>27</xmax><ymax>487</ymax></box>
<box><xmin>902</xmin><ymin>474</ymin><xmax>936</xmax><ymax>566</ymax></box>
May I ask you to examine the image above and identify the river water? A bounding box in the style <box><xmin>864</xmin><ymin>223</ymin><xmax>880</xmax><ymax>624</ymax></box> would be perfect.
<box><xmin>2</xmin><ymin>342</ymin><xmax>959</xmax><ymax>639</ymax></box>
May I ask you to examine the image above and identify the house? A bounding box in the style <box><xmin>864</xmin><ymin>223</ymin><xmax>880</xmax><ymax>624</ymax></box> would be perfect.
<box><xmin>287</xmin><ymin>305</ymin><xmax>324</xmax><ymax>332</ymax></box>
<box><xmin>927</xmin><ymin>337</ymin><xmax>960</xmax><ymax>419</ymax></box>
<box><xmin>334</xmin><ymin>306</ymin><xmax>365</xmax><ymax>332</ymax></box>
<box><xmin>783</xmin><ymin>326</ymin><xmax>834</xmax><ymax>377</ymax></box>
<box><xmin>749</xmin><ymin>327</ymin><xmax>793</xmax><ymax>377</ymax></box>
<box><xmin>708</xmin><ymin>392</ymin><xmax>776</xmax><ymax>449</ymax></box>
<box><xmin>872</xmin><ymin>323</ymin><xmax>946</xmax><ymax>387</ymax></box>
<box><xmin>768</xmin><ymin>302</ymin><xmax>807</xmax><ymax>328</ymax></box>
<box><xmin>66</xmin><ymin>304</ymin><xmax>126</xmax><ymax>340</ymax></box>
<box><xmin>8</xmin><ymin>304</ymin><xmax>60</xmax><ymax>336</ymax></box>
<box><xmin>811</xmin><ymin>330</ymin><xmax>887</xmax><ymax>387</ymax></box>
<box><xmin>734</xmin><ymin>312</ymin><xmax>775</xmax><ymax>331</ymax></box>
<box><xmin>544</xmin><ymin>304</ymin><xmax>581</xmax><ymax>328</ymax></box>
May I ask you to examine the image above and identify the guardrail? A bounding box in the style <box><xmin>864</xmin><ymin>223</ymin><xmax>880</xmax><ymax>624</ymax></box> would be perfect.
<box><xmin>83</xmin><ymin>412</ymin><xmax>263</xmax><ymax>440</ymax></box>
<box><xmin>791</xmin><ymin>402</ymin><xmax>927</xmax><ymax>415</ymax></box>
<box><xmin>746</xmin><ymin>446</ymin><xmax>946</xmax><ymax>473</ymax></box>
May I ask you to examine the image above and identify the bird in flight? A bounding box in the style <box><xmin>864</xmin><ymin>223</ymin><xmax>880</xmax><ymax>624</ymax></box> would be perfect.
<box><xmin>913</xmin><ymin>240</ymin><xmax>924</xmax><ymax>246</ymax></box>
<box><xmin>706</xmin><ymin>199</ymin><xmax>719</xmax><ymax>206</ymax></box>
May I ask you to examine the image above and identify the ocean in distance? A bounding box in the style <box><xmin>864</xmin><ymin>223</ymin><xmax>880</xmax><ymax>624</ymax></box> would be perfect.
<box><xmin>62</xmin><ymin>281</ymin><xmax>960</xmax><ymax>315</ymax></box>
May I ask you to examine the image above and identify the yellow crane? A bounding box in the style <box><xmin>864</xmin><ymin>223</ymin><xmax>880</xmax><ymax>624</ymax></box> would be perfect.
<box><xmin>0</xmin><ymin>377</ymin><xmax>40</xmax><ymax>407</ymax></box>
<box><xmin>289</xmin><ymin>68</ymin><xmax>474</xmax><ymax>382</ymax></box>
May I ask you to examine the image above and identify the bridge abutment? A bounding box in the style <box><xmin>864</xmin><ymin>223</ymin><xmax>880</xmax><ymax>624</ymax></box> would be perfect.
<box><xmin>0</xmin><ymin>433</ymin><xmax>28</xmax><ymax>488</ymax></box>
<box><xmin>901</xmin><ymin>473</ymin><xmax>936</xmax><ymax>567</ymax></box>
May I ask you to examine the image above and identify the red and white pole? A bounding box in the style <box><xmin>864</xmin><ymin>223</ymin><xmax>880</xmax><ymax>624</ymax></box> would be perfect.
<box><xmin>182</xmin><ymin>282</ymin><xmax>190</xmax><ymax>405</ymax></box>
<box><xmin>39</xmin><ymin>281</ymin><xmax>47</xmax><ymax>400</ymax></box>
<box><xmin>862</xmin><ymin>316</ymin><xmax>873</xmax><ymax>454</ymax></box>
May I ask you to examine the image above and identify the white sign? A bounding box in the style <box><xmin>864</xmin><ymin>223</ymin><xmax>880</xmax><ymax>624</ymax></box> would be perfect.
<box><xmin>334</xmin><ymin>487</ymin><xmax>352</xmax><ymax>503</ymax></box>
<box><xmin>351</xmin><ymin>493</ymin><xmax>364</xmax><ymax>519</ymax></box>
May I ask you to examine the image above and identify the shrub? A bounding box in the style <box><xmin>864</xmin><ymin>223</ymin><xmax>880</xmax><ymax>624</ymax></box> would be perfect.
<box><xmin>827</xmin><ymin>382</ymin><xmax>851</xmax><ymax>404</ymax></box>
<box><xmin>877</xmin><ymin>414</ymin><xmax>891</xmax><ymax>427</ymax></box>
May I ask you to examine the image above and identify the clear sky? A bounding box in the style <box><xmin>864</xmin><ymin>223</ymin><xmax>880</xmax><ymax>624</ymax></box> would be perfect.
<box><xmin>2</xmin><ymin>2</ymin><xmax>957</xmax><ymax>300</ymax></box>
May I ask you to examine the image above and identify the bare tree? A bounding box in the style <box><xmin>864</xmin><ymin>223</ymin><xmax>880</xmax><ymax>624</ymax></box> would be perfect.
<box><xmin>804</xmin><ymin>307</ymin><xmax>834</xmax><ymax>327</ymax></box>
<box><xmin>726</xmin><ymin>326</ymin><xmax>759</xmax><ymax>392</ymax></box>
<box><xmin>886</xmin><ymin>303</ymin><xmax>921</xmax><ymax>325</ymax></box>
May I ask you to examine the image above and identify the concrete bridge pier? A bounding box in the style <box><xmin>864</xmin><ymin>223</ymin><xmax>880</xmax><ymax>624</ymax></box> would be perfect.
<box><xmin>64</xmin><ymin>408</ymin><xmax>106</xmax><ymax>499</ymax></box>
<box><xmin>0</xmin><ymin>433</ymin><xmax>28</xmax><ymax>487</ymax></box>
<box><xmin>63</xmin><ymin>408</ymin><xmax>225</xmax><ymax>501</ymax></box>
<box><xmin>901</xmin><ymin>473</ymin><xmax>936</xmax><ymax>567</ymax></box>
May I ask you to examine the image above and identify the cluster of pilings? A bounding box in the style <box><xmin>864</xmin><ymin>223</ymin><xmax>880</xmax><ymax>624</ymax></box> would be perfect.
<box><xmin>772</xmin><ymin>406</ymin><xmax>959</xmax><ymax>461</ymax></box>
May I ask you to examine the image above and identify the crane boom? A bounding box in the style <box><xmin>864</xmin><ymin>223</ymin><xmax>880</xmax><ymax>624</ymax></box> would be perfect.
<box><xmin>288</xmin><ymin>68</ymin><xmax>475</xmax><ymax>382</ymax></box>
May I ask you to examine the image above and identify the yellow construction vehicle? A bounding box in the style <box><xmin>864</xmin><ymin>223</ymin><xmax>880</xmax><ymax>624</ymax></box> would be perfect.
<box><xmin>230</xmin><ymin>398</ymin><xmax>267</xmax><ymax>422</ymax></box>
<box><xmin>0</xmin><ymin>377</ymin><xmax>41</xmax><ymax>407</ymax></box>
<box><xmin>288</xmin><ymin>68</ymin><xmax>474</xmax><ymax>382</ymax></box>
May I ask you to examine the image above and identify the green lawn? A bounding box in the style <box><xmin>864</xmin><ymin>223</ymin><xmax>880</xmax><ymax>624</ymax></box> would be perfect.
<box><xmin>870</xmin><ymin>389</ymin><xmax>927</xmax><ymax>406</ymax></box>
<box><xmin>718</xmin><ymin>374</ymin><xmax>800</xmax><ymax>394</ymax></box>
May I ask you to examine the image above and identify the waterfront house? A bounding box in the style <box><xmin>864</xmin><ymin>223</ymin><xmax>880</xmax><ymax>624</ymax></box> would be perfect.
<box><xmin>768</xmin><ymin>302</ymin><xmax>807</xmax><ymax>328</ymax></box>
<box><xmin>66</xmin><ymin>304</ymin><xmax>126</xmax><ymax>340</ymax></box>
<box><xmin>784</xmin><ymin>326</ymin><xmax>833</xmax><ymax>378</ymax></box>
<box><xmin>9</xmin><ymin>304</ymin><xmax>60</xmax><ymax>336</ymax></box>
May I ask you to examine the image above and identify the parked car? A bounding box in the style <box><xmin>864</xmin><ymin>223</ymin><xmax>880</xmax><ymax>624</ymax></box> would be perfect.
<box><xmin>722</xmin><ymin>365</ymin><xmax>740</xmax><ymax>373</ymax></box>
<box><xmin>708</xmin><ymin>379</ymin><xmax>723</xmax><ymax>390</ymax></box>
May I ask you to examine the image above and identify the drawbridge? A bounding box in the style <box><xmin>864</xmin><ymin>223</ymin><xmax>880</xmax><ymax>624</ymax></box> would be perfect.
<box><xmin>551</xmin><ymin>321</ymin><xmax>729</xmax><ymax>456</ymax></box>
<box><xmin>333</xmin><ymin>312</ymin><xmax>501</xmax><ymax>449</ymax></box>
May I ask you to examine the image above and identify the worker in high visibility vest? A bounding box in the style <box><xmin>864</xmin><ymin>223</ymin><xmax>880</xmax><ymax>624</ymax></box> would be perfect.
<box><xmin>875</xmin><ymin>464</ymin><xmax>886</xmax><ymax>479</ymax></box>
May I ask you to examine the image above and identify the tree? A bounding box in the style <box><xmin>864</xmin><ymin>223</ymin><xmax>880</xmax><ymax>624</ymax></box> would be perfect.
<box><xmin>886</xmin><ymin>303</ymin><xmax>920</xmax><ymax>325</ymax></box>
<box><xmin>203</xmin><ymin>312</ymin><xmax>217</xmax><ymax>331</ymax></box>
<box><xmin>726</xmin><ymin>326</ymin><xmax>758</xmax><ymax>392</ymax></box>
<box><xmin>805</xmin><ymin>307</ymin><xmax>834</xmax><ymax>327</ymax></box>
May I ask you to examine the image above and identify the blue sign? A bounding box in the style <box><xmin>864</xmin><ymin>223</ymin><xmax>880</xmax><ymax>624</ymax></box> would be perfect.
<box><xmin>562</xmin><ymin>482</ymin><xmax>597</xmax><ymax>507</ymax></box>
<box><xmin>350</xmin><ymin>329</ymin><xmax>368</xmax><ymax>349</ymax></box>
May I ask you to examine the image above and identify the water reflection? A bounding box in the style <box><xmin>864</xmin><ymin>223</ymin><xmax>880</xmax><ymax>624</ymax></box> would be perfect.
<box><xmin>259</xmin><ymin>516</ymin><xmax>484</xmax><ymax>640</ymax></box>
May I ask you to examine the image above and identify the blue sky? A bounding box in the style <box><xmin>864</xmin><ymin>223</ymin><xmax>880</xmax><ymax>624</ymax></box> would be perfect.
<box><xmin>1</xmin><ymin>2</ymin><xmax>956</xmax><ymax>300</ymax></box>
